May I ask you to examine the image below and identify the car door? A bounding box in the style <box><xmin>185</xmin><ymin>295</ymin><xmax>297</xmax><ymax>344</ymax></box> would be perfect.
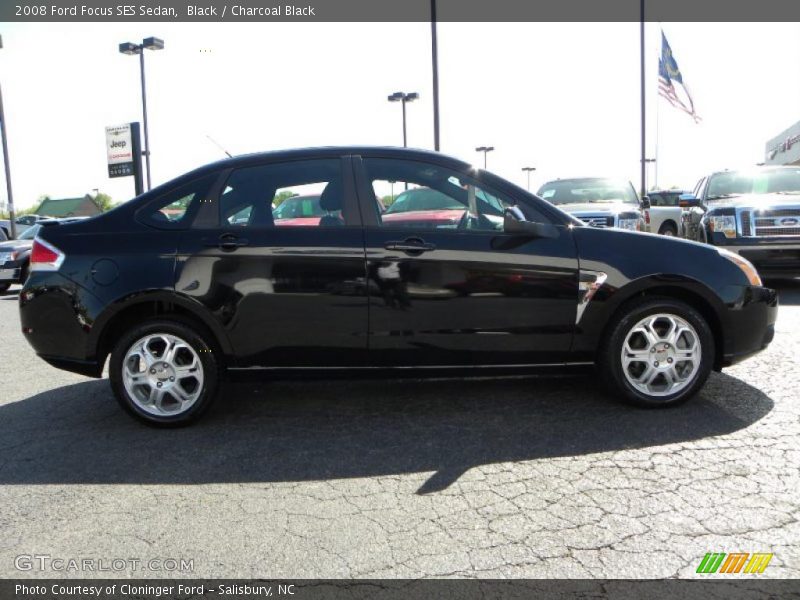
<box><xmin>175</xmin><ymin>155</ymin><xmax>369</xmax><ymax>368</ymax></box>
<box><xmin>353</xmin><ymin>154</ymin><xmax>580</xmax><ymax>367</ymax></box>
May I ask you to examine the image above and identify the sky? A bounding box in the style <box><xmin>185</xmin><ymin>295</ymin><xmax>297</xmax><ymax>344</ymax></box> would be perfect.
<box><xmin>0</xmin><ymin>21</ymin><xmax>798</xmax><ymax>210</ymax></box>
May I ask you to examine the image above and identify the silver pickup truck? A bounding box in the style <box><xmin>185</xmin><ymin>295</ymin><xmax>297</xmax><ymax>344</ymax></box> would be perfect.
<box><xmin>682</xmin><ymin>166</ymin><xmax>800</xmax><ymax>278</ymax></box>
<box><xmin>645</xmin><ymin>189</ymin><xmax>689</xmax><ymax>237</ymax></box>
<box><xmin>536</xmin><ymin>177</ymin><xmax>646</xmax><ymax>232</ymax></box>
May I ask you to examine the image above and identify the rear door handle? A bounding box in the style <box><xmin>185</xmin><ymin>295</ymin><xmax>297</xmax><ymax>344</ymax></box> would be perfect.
<box><xmin>204</xmin><ymin>234</ymin><xmax>249</xmax><ymax>251</ymax></box>
<box><xmin>384</xmin><ymin>238</ymin><xmax>436</xmax><ymax>254</ymax></box>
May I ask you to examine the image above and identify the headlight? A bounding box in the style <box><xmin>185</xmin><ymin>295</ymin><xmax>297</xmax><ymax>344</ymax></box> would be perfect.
<box><xmin>718</xmin><ymin>248</ymin><xmax>762</xmax><ymax>286</ymax></box>
<box><xmin>709</xmin><ymin>215</ymin><xmax>736</xmax><ymax>238</ymax></box>
<box><xmin>617</xmin><ymin>218</ymin><xmax>640</xmax><ymax>231</ymax></box>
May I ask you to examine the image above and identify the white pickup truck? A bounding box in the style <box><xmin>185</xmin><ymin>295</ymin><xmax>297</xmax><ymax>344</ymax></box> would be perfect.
<box><xmin>644</xmin><ymin>189</ymin><xmax>689</xmax><ymax>236</ymax></box>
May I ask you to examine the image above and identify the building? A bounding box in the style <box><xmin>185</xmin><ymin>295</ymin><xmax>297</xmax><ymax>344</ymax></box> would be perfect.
<box><xmin>765</xmin><ymin>119</ymin><xmax>800</xmax><ymax>166</ymax></box>
<box><xmin>35</xmin><ymin>195</ymin><xmax>103</xmax><ymax>218</ymax></box>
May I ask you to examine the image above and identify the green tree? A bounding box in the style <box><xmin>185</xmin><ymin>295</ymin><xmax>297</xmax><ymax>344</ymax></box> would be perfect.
<box><xmin>93</xmin><ymin>192</ymin><xmax>114</xmax><ymax>212</ymax></box>
<box><xmin>272</xmin><ymin>190</ymin><xmax>295</xmax><ymax>207</ymax></box>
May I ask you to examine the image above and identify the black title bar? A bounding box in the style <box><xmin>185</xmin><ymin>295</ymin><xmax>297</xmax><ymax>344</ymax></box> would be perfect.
<box><xmin>4</xmin><ymin>0</ymin><xmax>800</xmax><ymax>22</ymax></box>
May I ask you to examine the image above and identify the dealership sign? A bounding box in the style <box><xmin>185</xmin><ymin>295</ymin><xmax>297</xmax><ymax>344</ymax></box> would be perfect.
<box><xmin>105</xmin><ymin>123</ymin><xmax>136</xmax><ymax>177</ymax></box>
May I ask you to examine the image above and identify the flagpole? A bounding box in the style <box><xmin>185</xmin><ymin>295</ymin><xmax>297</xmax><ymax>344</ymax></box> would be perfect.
<box><xmin>654</xmin><ymin>63</ymin><xmax>660</xmax><ymax>190</ymax></box>
<box><xmin>640</xmin><ymin>0</ymin><xmax>646</xmax><ymax>199</ymax></box>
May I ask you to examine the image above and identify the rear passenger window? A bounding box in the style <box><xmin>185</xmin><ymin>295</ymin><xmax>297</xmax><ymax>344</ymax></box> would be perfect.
<box><xmin>140</xmin><ymin>174</ymin><xmax>218</xmax><ymax>229</ymax></box>
<box><xmin>219</xmin><ymin>159</ymin><xmax>352</xmax><ymax>228</ymax></box>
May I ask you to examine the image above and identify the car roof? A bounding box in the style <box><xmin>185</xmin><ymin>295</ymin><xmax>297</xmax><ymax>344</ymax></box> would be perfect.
<box><xmin>540</xmin><ymin>177</ymin><xmax>633</xmax><ymax>185</ymax></box>
<box><xmin>705</xmin><ymin>166</ymin><xmax>800</xmax><ymax>177</ymax></box>
<box><xmin>201</xmin><ymin>146</ymin><xmax>471</xmax><ymax>172</ymax></box>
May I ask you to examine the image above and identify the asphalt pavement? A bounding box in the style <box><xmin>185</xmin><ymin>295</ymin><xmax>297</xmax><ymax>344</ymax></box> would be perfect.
<box><xmin>0</xmin><ymin>281</ymin><xmax>798</xmax><ymax>578</ymax></box>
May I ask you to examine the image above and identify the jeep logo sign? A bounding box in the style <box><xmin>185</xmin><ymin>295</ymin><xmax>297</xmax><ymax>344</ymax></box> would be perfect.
<box><xmin>105</xmin><ymin>123</ymin><xmax>135</xmax><ymax>178</ymax></box>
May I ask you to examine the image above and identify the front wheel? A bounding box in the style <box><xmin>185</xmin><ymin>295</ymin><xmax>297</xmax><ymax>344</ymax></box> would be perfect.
<box><xmin>109</xmin><ymin>319</ymin><xmax>220</xmax><ymax>426</ymax></box>
<box><xmin>598</xmin><ymin>298</ymin><xmax>714</xmax><ymax>407</ymax></box>
<box><xmin>0</xmin><ymin>282</ymin><xmax>10</xmax><ymax>294</ymax></box>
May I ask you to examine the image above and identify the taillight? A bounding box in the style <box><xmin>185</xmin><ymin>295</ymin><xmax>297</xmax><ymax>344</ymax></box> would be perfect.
<box><xmin>30</xmin><ymin>238</ymin><xmax>65</xmax><ymax>271</ymax></box>
<box><xmin>645</xmin><ymin>210</ymin><xmax>651</xmax><ymax>225</ymax></box>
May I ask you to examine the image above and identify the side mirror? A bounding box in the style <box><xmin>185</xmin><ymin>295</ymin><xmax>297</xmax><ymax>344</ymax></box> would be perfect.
<box><xmin>640</xmin><ymin>196</ymin><xmax>651</xmax><ymax>210</ymax></box>
<box><xmin>503</xmin><ymin>206</ymin><xmax>559</xmax><ymax>239</ymax></box>
<box><xmin>678</xmin><ymin>194</ymin><xmax>700</xmax><ymax>208</ymax></box>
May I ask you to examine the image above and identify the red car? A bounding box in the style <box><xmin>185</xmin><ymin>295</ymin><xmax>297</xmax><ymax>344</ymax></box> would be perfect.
<box><xmin>272</xmin><ymin>194</ymin><xmax>340</xmax><ymax>226</ymax></box>
<box><xmin>381</xmin><ymin>187</ymin><xmax>465</xmax><ymax>229</ymax></box>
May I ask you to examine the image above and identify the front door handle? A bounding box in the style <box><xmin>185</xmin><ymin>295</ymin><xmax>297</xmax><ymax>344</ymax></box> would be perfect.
<box><xmin>384</xmin><ymin>238</ymin><xmax>436</xmax><ymax>254</ymax></box>
<box><xmin>204</xmin><ymin>234</ymin><xmax>249</xmax><ymax>251</ymax></box>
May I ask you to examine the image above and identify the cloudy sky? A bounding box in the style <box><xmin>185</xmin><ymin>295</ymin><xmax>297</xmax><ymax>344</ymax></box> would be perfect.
<box><xmin>0</xmin><ymin>21</ymin><xmax>798</xmax><ymax>209</ymax></box>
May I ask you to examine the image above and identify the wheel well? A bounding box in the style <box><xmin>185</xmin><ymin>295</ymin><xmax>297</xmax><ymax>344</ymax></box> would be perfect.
<box><xmin>601</xmin><ymin>285</ymin><xmax>724</xmax><ymax>370</ymax></box>
<box><xmin>97</xmin><ymin>301</ymin><xmax>225</xmax><ymax>369</ymax></box>
<box><xmin>658</xmin><ymin>220</ymin><xmax>678</xmax><ymax>233</ymax></box>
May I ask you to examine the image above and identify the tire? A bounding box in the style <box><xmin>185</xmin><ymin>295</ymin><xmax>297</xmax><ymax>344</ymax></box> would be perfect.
<box><xmin>109</xmin><ymin>318</ymin><xmax>221</xmax><ymax>426</ymax></box>
<box><xmin>0</xmin><ymin>282</ymin><xmax>10</xmax><ymax>294</ymax></box>
<box><xmin>658</xmin><ymin>222</ymin><xmax>678</xmax><ymax>237</ymax></box>
<box><xmin>598</xmin><ymin>297</ymin><xmax>714</xmax><ymax>408</ymax></box>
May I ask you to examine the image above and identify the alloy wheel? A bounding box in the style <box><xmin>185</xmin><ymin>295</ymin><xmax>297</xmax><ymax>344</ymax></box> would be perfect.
<box><xmin>621</xmin><ymin>313</ymin><xmax>702</xmax><ymax>398</ymax></box>
<box><xmin>122</xmin><ymin>333</ymin><xmax>205</xmax><ymax>416</ymax></box>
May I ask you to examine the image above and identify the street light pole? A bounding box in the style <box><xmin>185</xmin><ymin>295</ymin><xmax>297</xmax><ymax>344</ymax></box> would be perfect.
<box><xmin>641</xmin><ymin>158</ymin><xmax>656</xmax><ymax>192</ymax></box>
<box><xmin>0</xmin><ymin>36</ymin><xmax>17</xmax><ymax>239</ymax></box>
<box><xmin>387</xmin><ymin>91</ymin><xmax>419</xmax><ymax>148</ymax></box>
<box><xmin>430</xmin><ymin>0</ymin><xmax>440</xmax><ymax>151</ymax></box>
<box><xmin>521</xmin><ymin>166</ymin><xmax>536</xmax><ymax>191</ymax></box>
<box><xmin>120</xmin><ymin>37</ymin><xmax>164</xmax><ymax>192</ymax></box>
<box><xmin>475</xmin><ymin>146</ymin><xmax>494</xmax><ymax>169</ymax></box>
<box><xmin>139</xmin><ymin>48</ymin><xmax>151</xmax><ymax>191</ymax></box>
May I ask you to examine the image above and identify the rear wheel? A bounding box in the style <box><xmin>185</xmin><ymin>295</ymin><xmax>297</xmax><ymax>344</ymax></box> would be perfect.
<box><xmin>0</xmin><ymin>283</ymin><xmax>10</xmax><ymax>294</ymax></box>
<box><xmin>598</xmin><ymin>297</ymin><xmax>714</xmax><ymax>407</ymax></box>
<box><xmin>659</xmin><ymin>222</ymin><xmax>678</xmax><ymax>236</ymax></box>
<box><xmin>109</xmin><ymin>319</ymin><xmax>220</xmax><ymax>426</ymax></box>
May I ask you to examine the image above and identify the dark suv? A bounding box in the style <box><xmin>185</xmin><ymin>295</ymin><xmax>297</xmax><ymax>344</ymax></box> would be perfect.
<box><xmin>684</xmin><ymin>166</ymin><xmax>800</xmax><ymax>277</ymax></box>
<box><xmin>20</xmin><ymin>147</ymin><xmax>778</xmax><ymax>425</ymax></box>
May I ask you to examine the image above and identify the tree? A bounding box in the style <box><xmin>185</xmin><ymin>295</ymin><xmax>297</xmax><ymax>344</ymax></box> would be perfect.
<box><xmin>92</xmin><ymin>192</ymin><xmax>114</xmax><ymax>212</ymax></box>
<box><xmin>272</xmin><ymin>190</ymin><xmax>295</xmax><ymax>207</ymax></box>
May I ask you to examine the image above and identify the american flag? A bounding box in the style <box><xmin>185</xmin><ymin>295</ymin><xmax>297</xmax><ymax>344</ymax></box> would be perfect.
<box><xmin>658</xmin><ymin>31</ymin><xmax>701</xmax><ymax>123</ymax></box>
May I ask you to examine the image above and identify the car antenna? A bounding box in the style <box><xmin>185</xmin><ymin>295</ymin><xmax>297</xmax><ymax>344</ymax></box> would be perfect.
<box><xmin>206</xmin><ymin>135</ymin><xmax>233</xmax><ymax>158</ymax></box>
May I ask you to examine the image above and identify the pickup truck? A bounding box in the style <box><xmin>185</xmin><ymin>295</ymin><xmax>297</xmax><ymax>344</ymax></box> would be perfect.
<box><xmin>682</xmin><ymin>166</ymin><xmax>800</xmax><ymax>278</ymax></box>
<box><xmin>646</xmin><ymin>189</ymin><xmax>690</xmax><ymax>236</ymax></box>
<box><xmin>536</xmin><ymin>177</ymin><xmax>646</xmax><ymax>232</ymax></box>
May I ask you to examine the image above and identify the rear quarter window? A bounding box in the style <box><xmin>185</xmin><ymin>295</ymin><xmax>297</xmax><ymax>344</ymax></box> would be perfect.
<box><xmin>138</xmin><ymin>174</ymin><xmax>219</xmax><ymax>230</ymax></box>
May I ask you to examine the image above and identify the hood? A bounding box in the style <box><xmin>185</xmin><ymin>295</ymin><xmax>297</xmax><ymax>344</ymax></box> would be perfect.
<box><xmin>706</xmin><ymin>192</ymin><xmax>800</xmax><ymax>210</ymax></box>
<box><xmin>556</xmin><ymin>202</ymin><xmax>640</xmax><ymax>216</ymax></box>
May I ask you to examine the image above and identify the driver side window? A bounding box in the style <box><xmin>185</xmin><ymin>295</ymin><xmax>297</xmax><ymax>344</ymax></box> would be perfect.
<box><xmin>363</xmin><ymin>158</ymin><xmax>525</xmax><ymax>233</ymax></box>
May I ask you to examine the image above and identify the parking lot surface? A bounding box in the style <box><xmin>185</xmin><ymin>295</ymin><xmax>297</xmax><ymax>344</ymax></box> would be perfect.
<box><xmin>1</xmin><ymin>281</ymin><xmax>799</xmax><ymax>578</ymax></box>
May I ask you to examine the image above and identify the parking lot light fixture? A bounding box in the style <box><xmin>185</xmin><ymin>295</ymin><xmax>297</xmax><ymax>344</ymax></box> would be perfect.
<box><xmin>387</xmin><ymin>91</ymin><xmax>419</xmax><ymax>148</ymax></box>
<box><xmin>475</xmin><ymin>146</ymin><xmax>494</xmax><ymax>169</ymax></box>
<box><xmin>119</xmin><ymin>37</ymin><xmax>164</xmax><ymax>191</ymax></box>
<box><xmin>522</xmin><ymin>166</ymin><xmax>536</xmax><ymax>191</ymax></box>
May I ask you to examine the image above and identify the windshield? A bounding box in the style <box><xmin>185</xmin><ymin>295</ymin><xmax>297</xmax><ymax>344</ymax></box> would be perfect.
<box><xmin>385</xmin><ymin>187</ymin><xmax>464</xmax><ymax>214</ymax></box>
<box><xmin>537</xmin><ymin>179</ymin><xmax>639</xmax><ymax>205</ymax></box>
<box><xmin>18</xmin><ymin>224</ymin><xmax>42</xmax><ymax>240</ymax></box>
<box><xmin>272</xmin><ymin>195</ymin><xmax>325</xmax><ymax>219</ymax></box>
<box><xmin>706</xmin><ymin>168</ymin><xmax>800</xmax><ymax>200</ymax></box>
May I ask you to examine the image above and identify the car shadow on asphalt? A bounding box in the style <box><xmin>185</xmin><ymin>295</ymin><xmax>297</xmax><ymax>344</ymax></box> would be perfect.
<box><xmin>0</xmin><ymin>371</ymin><xmax>773</xmax><ymax>494</ymax></box>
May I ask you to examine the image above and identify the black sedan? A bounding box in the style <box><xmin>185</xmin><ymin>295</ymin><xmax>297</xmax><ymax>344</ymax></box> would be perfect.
<box><xmin>19</xmin><ymin>147</ymin><xmax>778</xmax><ymax>426</ymax></box>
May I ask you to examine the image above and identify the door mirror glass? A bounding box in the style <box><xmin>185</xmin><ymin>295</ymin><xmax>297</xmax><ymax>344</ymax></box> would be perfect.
<box><xmin>640</xmin><ymin>196</ymin><xmax>651</xmax><ymax>210</ymax></box>
<box><xmin>678</xmin><ymin>194</ymin><xmax>700</xmax><ymax>208</ymax></box>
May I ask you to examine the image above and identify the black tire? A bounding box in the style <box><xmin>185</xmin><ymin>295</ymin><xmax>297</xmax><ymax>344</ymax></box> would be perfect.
<box><xmin>658</xmin><ymin>222</ymin><xmax>678</xmax><ymax>237</ymax></box>
<box><xmin>0</xmin><ymin>282</ymin><xmax>10</xmax><ymax>294</ymax></box>
<box><xmin>598</xmin><ymin>297</ymin><xmax>714</xmax><ymax>408</ymax></box>
<box><xmin>109</xmin><ymin>318</ymin><xmax>221</xmax><ymax>427</ymax></box>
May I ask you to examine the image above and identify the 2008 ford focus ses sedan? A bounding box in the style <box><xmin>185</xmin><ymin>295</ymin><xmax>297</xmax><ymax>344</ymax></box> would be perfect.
<box><xmin>19</xmin><ymin>147</ymin><xmax>778</xmax><ymax>426</ymax></box>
